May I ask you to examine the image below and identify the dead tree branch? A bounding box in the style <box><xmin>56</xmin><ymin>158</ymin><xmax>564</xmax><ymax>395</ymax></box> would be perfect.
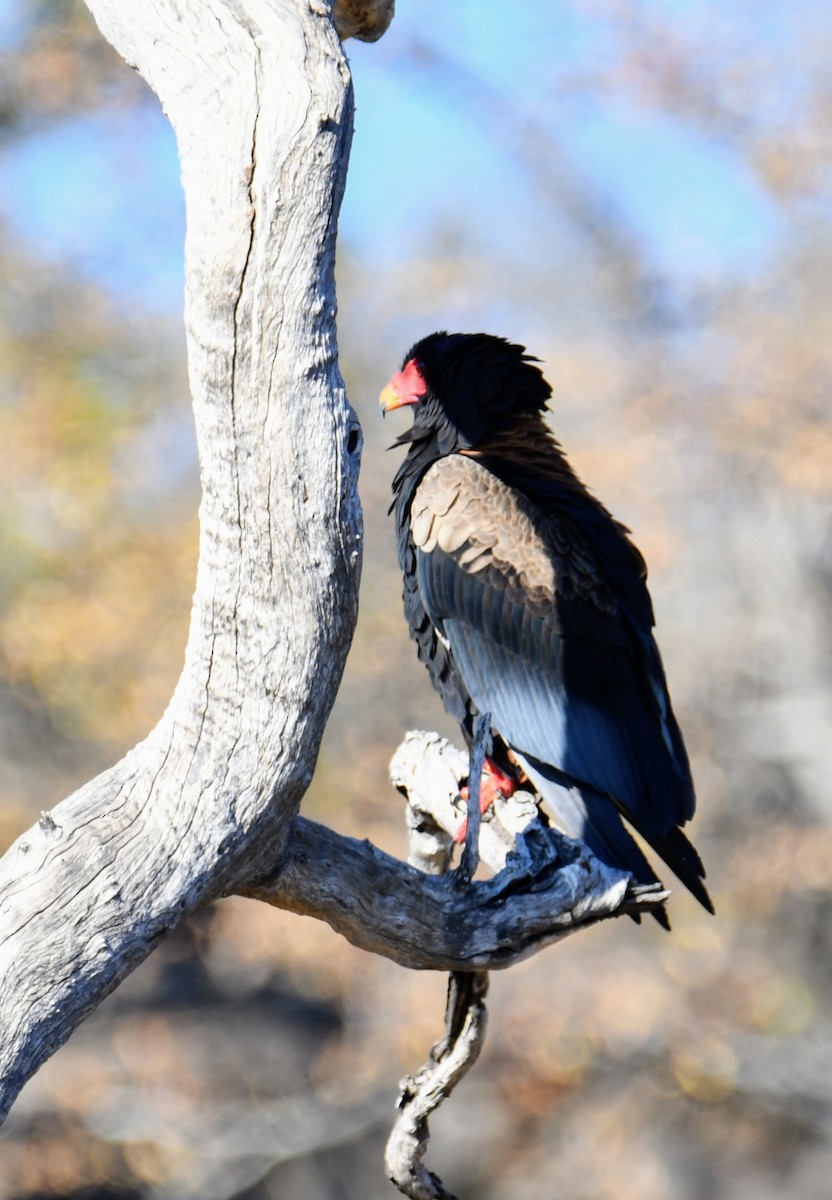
<box><xmin>246</xmin><ymin>808</ymin><xmax>665</xmax><ymax>974</ymax></box>
<box><xmin>385</xmin><ymin>727</ymin><xmax>492</xmax><ymax>1200</ymax></box>
<box><xmin>385</xmin><ymin>972</ymin><xmax>489</xmax><ymax>1200</ymax></box>
<box><xmin>378</xmin><ymin>731</ymin><xmax>664</xmax><ymax>1197</ymax></box>
<box><xmin>0</xmin><ymin>0</ymin><xmax>366</xmax><ymax>1122</ymax></box>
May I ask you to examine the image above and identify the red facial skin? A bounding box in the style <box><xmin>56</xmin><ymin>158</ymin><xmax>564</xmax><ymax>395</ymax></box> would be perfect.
<box><xmin>379</xmin><ymin>358</ymin><xmax>427</xmax><ymax>412</ymax></box>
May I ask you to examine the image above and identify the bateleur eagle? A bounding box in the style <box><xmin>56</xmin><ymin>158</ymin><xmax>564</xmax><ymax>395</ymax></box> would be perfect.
<box><xmin>381</xmin><ymin>331</ymin><xmax>711</xmax><ymax>925</ymax></box>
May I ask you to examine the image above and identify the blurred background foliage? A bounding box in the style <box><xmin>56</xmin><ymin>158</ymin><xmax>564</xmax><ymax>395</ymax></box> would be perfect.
<box><xmin>1</xmin><ymin>1</ymin><xmax>831</xmax><ymax>1197</ymax></box>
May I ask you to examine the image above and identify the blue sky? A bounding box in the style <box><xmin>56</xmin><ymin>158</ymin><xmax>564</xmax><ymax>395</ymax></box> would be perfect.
<box><xmin>0</xmin><ymin>0</ymin><xmax>802</xmax><ymax>314</ymax></box>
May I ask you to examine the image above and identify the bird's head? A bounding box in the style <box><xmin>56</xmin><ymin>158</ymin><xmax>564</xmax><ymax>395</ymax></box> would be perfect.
<box><xmin>380</xmin><ymin>332</ymin><xmax>552</xmax><ymax>451</ymax></box>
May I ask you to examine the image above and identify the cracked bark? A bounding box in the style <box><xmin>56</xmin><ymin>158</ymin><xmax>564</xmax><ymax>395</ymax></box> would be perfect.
<box><xmin>0</xmin><ymin>0</ymin><xmax>663</xmax><ymax>1137</ymax></box>
<box><xmin>0</xmin><ymin>0</ymin><xmax>362</xmax><ymax>1120</ymax></box>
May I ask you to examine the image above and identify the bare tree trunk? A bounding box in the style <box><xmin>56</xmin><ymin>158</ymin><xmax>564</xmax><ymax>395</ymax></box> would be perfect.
<box><xmin>0</xmin><ymin>0</ymin><xmax>367</xmax><ymax>1121</ymax></box>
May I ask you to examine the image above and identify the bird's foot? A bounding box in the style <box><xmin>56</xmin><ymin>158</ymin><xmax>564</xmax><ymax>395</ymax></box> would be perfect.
<box><xmin>453</xmin><ymin>759</ymin><xmax>519</xmax><ymax>844</ymax></box>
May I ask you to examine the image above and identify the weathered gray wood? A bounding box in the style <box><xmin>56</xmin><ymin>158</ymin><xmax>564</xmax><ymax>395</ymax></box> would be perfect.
<box><xmin>380</xmin><ymin>729</ymin><xmax>661</xmax><ymax>1199</ymax></box>
<box><xmin>246</xmin><ymin>814</ymin><xmax>656</xmax><ymax>971</ymax></box>
<box><xmin>387</xmin><ymin>731</ymin><xmax>493</xmax><ymax>1200</ymax></box>
<box><xmin>0</xmin><ymin>0</ymin><xmax>364</xmax><ymax>1122</ymax></box>
<box><xmin>385</xmin><ymin>972</ymin><xmax>489</xmax><ymax>1200</ymax></box>
<box><xmin>246</xmin><ymin>733</ymin><xmax>669</xmax><ymax>972</ymax></box>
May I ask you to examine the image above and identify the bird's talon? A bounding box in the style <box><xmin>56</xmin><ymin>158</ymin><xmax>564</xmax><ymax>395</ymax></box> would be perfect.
<box><xmin>454</xmin><ymin>758</ymin><xmax>517</xmax><ymax>842</ymax></box>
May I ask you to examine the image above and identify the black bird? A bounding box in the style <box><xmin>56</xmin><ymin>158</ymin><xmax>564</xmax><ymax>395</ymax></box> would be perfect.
<box><xmin>380</xmin><ymin>331</ymin><xmax>711</xmax><ymax>925</ymax></box>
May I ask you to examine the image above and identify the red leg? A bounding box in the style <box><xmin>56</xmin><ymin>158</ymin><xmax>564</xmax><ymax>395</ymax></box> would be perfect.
<box><xmin>453</xmin><ymin>758</ymin><xmax>519</xmax><ymax>844</ymax></box>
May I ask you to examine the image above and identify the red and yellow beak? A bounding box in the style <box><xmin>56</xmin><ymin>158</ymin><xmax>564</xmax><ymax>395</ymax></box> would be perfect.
<box><xmin>379</xmin><ymin>358</ymin><xmax>427</xmax><ymax>414</ymax></box>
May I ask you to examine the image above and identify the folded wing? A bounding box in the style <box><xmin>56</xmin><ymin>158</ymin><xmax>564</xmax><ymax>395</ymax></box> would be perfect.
<box><xmin>411</xmin><ymin>454</ymin><xmax>710</xmax><ymax>911</ymax></box>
